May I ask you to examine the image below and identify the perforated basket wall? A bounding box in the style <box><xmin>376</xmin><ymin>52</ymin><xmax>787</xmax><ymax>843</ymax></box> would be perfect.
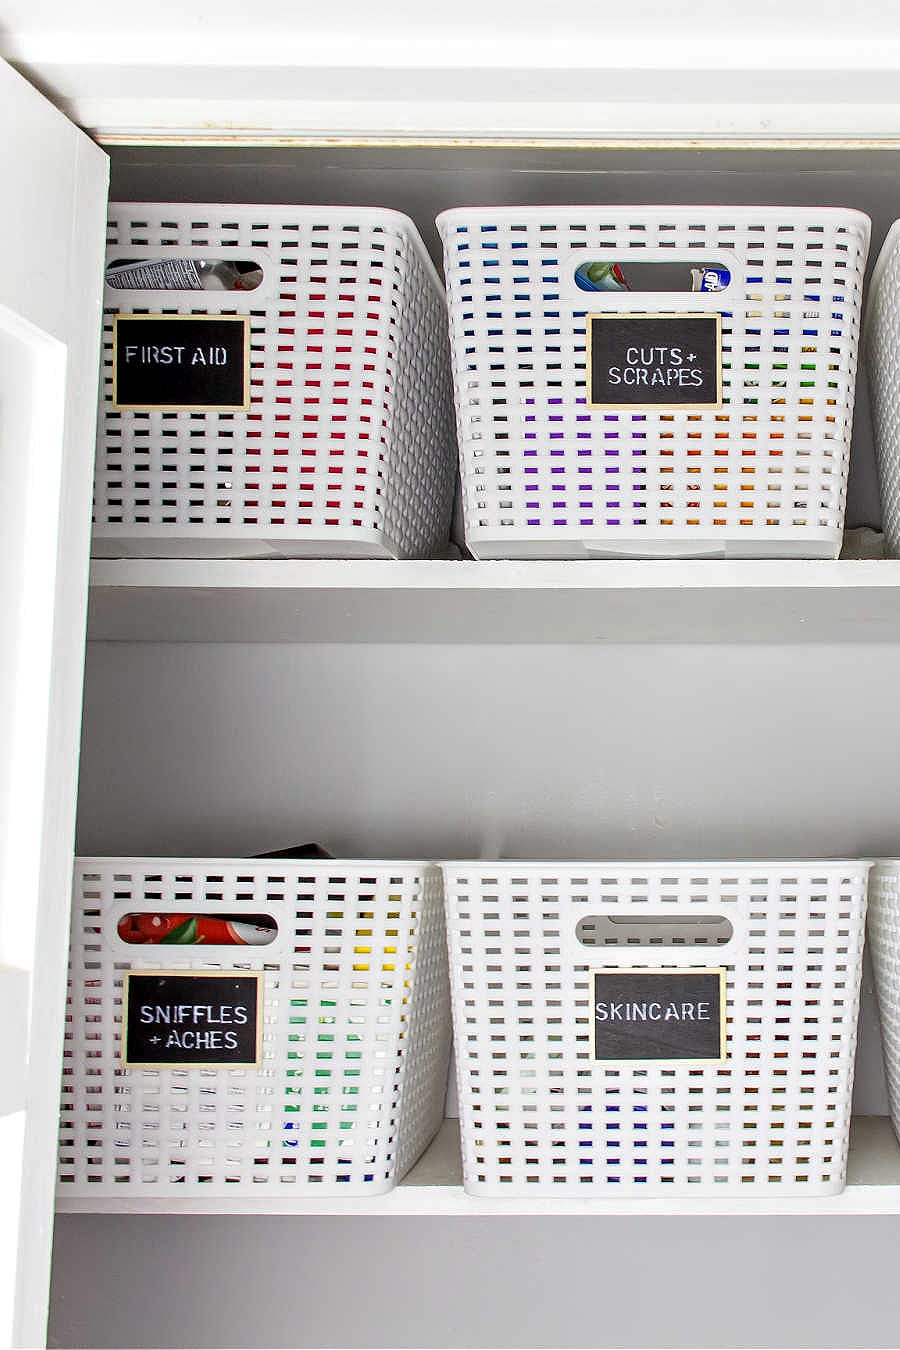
<box><xmin>864</xmin><ymin>222</ymin><xmax>900</xmax><ymax>558</ymax></box>
<box><xmin>93</xmin><ymin>205</ymin><xmax>457</xmax><ymax>558</ymax></box>
<box><xmin>437</xmin><ymin>207</ymin><xmax>870</xmax><ymax>559</ymax></box>
<box><xmin>58</xmin><ymin>859</ymin><xmax>451</xmax><ymax>1200</ymax></box>
<box><xmin>443</xmin><ymin>861</ymin><xmax>869</xmax><ymax>1195</ymax></box>
<box><xmin>863</xmin><ymin>862</ymin><xmax>900</xmax><ymax>1146</ymax></box>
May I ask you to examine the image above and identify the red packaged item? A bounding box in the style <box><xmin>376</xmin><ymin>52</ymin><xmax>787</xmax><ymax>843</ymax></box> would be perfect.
<box><xmin>117</xmin><ymin>913</ymin><xmax>276</xmax><ymax>946</ymax></box>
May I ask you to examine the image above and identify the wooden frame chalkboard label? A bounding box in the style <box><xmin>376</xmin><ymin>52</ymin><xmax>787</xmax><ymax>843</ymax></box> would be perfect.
<box><xmin>122</xmin><ymin>970</ymin><xmax>263</xmax><ymax>1069</ymax></box>
<box><xmin>586</xmin><ymin>312</ymin><xmax>723</xmax><ymax>410</ymax></box>
<box><xmin>112</xmin><ymin>313</ymin><xmax>251</xmax><ymax>411</ymax></box>
<box><xmin>592</xmin><ymin>968</ymin><xmax>726</xmax><ymax>1063</ymax></box>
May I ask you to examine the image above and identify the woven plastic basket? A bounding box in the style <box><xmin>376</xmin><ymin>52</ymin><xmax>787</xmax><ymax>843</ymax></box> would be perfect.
<box><xmin>93</xmin><ymin>204</ymin><xmax>457</xmax><ymax>558</ymax></box>
<box><xmin>438</xmin><ymin>206</ymin><xmax>870</xmax><ymax>559</ymax></box>
<box><xmin>863</xmin><ymin>861</ymin><xmax>900</xmax><ymax>1146</ymax></box>
<box><xmin>58</xmin><ymin>859</ymin><xmax>450</xmax><ymax>1199</ymax></box>
<box><xmin>864</xmin><ymin>222</ymin><xmax>900</xmax><ymax>557</ymax></box>
<box><xmin>442</xmin><ymin>861</ymin><xmax>869</xmax><ymax>1195</ymax></box>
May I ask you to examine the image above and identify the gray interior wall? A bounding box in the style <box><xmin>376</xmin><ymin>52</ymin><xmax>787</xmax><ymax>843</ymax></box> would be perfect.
<box><xmin>49</xmin><ymin>1212</ymin><xmax>900</xmax><ymax>1349</ymax></box>
<box><xmin>74</xmin><ymin>640</ymin><xmax>900</xmax><ymax>869</ymax></box>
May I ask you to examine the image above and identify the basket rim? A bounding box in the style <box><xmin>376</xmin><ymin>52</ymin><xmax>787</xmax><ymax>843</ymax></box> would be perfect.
<box><xmin>436</xmin><ymin>203</ymin><xmax>872</xmax><ymax>236</ymax></box>
<box><xmin>74</xmin><ymin>855</ymin><xmax>439</xmax><ymax>871</ymax></box>
<box><xmin>437</xmin><ymin>858</ymin><xmax>872</xmax><ymax>871</ymax></box>
<box><xmin>106</xmin><ymin>201</ymin><xmax>446</xmax><ymax>298</ymax></box>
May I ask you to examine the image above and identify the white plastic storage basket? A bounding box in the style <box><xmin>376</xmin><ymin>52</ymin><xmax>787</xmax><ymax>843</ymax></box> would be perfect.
<box><xmin>93</xmin><ymin>204</ymin><xmax>457</xmax><ymax>558</ymax></box>
<box><xmin>864</xmin><ymin>222</ymin><xmax>900</xmax><ymax>557</ymax></box>
<box><xmin>863</xmin><ymin>861</ymin><xmax>900</xmax><ymax>1145</ymax></box>
<box><xmin>437</xmin><ymin>206</ymin><xmax>870</xmax><ymax>559</ymax></box>
<box><xmin>58</xmin><ymin>859</ymin><xmax>451</xmax><ymax>1200</ymax></box>
<box><xmin>442</xmin><ymin>861</ymin><xmax>869</xmax><ymax>1195</ymax></box>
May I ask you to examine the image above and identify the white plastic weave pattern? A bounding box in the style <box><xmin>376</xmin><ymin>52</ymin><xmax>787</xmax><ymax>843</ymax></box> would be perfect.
<box><xmin>58</xmin><ymin>859</ymin><xmax>450</xmax><ymax>1199</ymax></box>
<box><xmin>443</xmin><ymin>861</ymin><xmax>868</xmax><ymax>1195</ymax></box>
<box><xmin>438</xmin><ymin>206</ymin><xmax>870</xmax><ymax>559</ymax></box>
<box><xmin>863</xmin><ymin>862</ymin><xmax>900</xmax><ymax>1146</ymax></box>
<box><xmin>864</xmin><ymin>222</ymin><xmax>900</xmax><ymax>557</ymax></box>
<box><xmin>93</xmin><ymin>205</ymin><xmax>457</xmax><ymax>558</ymax></box>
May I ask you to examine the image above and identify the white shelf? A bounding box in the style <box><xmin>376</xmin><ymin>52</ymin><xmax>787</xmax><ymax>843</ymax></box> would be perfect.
<box><xmin>55</xmin><ymin>1115</ymin><xmax>900</xmax><ymax>1216</ymax></box>
<box><xmin>88</xmin><ymin>558</ymin><xmax>900</xmax><ymax>645</ymax></box>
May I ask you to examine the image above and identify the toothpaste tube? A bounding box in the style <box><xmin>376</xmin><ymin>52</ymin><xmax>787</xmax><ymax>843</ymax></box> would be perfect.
<box><xmin>575</xmin><ymin>261</ymin><xmax>631</xmax><ymax>292</ymax></box>
<box><xmin>691</xmin><ymin>266</ymin><xmax>730</xmax><ymax>293</ymax></box>
<box><xmin>106</xmin><ymin>258</ymin><xmax>205</xmax><ymax>290</ymax></box>
<box><xmin>106</xmin><ymin>258</ymin><xmax>263</xmax><ymax>292</ymax></box>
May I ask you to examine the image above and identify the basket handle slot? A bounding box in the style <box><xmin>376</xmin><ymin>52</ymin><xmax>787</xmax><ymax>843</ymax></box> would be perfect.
<box><xmin>117</xmin><ymin>912</ymin><xmax>277</xmax><ymax>948</ymax></box>
<box><xmin>107</xmin><ymin>257</ymin><xmax>264</xmax><ymax>293</ymax></box>
<box><xmin>575</xmin><ymin>258</ymin><xmax>730</xmax><ymax>295</ymax></box>
<box><xmin>566</xmin><ymin>246</ymin><xmax>742</xmax><ymax>310</ymax></box>
<box><xmin>576</xmin><ymin>913</ymin><xmax>733</xmax><ymax>949</ymax></box>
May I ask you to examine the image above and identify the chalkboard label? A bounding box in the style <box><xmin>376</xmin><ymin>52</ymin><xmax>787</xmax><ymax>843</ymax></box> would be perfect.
<box><xmin>122</xmin><ymin>970</ymin><xmax>263</xmax><ymax>1069</ymax></box>
<box><xmin>587</xmin><ymin>313</ymin><xmax>722</xmax><ymax>409</ymax></box>
<box><xmin>112</xmin><ymin>314</ymin><xmax>250</xmax><ymax>411</ymax></box>
<box><xmin>592</xmin><ymin>969</ymin><xmax>725</xmax><ymax>1062</ymax></box>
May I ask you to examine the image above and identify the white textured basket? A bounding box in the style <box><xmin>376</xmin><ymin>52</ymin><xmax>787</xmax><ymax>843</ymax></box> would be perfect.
<box><xmin>93</xmin><ymin>204</ymin><xmax>457</xmax><ymax>559</ymax></box>
<box><xmin>442</xmin><ymin>861</ymin><xmax>869</xmax><ymax>1196</ymax></box>
<box><xmin>58</xmin><ymin>859</ymin><xmax>451</xmax><ymax>1199</ymax></box>
<box><xmin>864</xmin><ymin>222</ymin><xmax>900</xmax><ymax>558</ymax></box>
<box><xmin>437</xmin><ymin>206</ymin><xmax>870</xmax><ymax>559</ymax></box>
<box><xmin>863</xmin><ymin>861</ymin><xmax>900</xmax><ymax>1146</ymax></box>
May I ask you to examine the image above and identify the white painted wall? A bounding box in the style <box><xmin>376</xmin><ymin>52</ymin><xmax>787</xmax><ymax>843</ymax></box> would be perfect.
<box><xmin>5</xmin><ymin>0</ymin><xmax>898</xmax><ymax>67</ymax></box>
<box><xmin>7</xmin><ymin>1</ymin><xmax>900</xmax><ymax>140</ymax></box>
<box><xmin>0</xmin><ymin>60</ymin><xmax>107</xmax><ymax>1350</ymax></box>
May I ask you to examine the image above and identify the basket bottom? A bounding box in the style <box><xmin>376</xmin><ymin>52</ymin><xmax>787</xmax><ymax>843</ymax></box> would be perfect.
<box><xmin>460</xmin><ymin>1176</ymin><xmax>848</xmax><ymax>1198</ymax></box>
<box><xmin>465</xmin><ymin>529</ymin><xmax>843</xmax><ymax>561</ymax></box>
<box><xmin>56</xmin><ymin>1176</ymin><xmax>401</xmax><ymax>1204</ymax></box>
<box><xmin>91</xmin><ymin>528</ymin><xmax>402</xmax><ymax>560</ymax></box>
